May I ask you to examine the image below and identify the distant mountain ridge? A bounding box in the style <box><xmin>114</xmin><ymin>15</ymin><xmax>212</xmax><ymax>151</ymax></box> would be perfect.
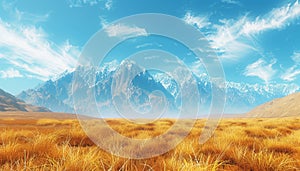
<box><xmin>0</xmin><ymin>88</ymin><xmax>50</xmax><ymax>112</ymax></box>
<box><xmin>17</xmin><ymin>60</ymin><xmax>300</xmax><ymax>115</ymax></box>
<box><xmin>247</xmin><ymin>92</ymin><xmax>300</xmax><ymax>118</ymax></box>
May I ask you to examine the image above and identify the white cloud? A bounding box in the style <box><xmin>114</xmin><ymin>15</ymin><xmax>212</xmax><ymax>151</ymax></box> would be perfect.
<box><xmin>291</xmin><ymin>51</ymin><xmax>300</xmax><ymax>63</ymax></box>
<box><xmin>105</xmin><ymin>23</ymin><xmax>148</xmax><ymax>38</ymax></box>
<box><xmin>183</xmin><ymin>12</ymin><xmax>210</xmax><ymax>29</ymax></box>
<box><xmin>0</xmin><ymin>68</ymin><xmax>23</xmax><ymax>78</ymax></box>
<box><xmin>67</xmin><ymin>0</ymin><xmax>113</xmax><ymax>9</ymax></box>
<box><xmin>242</xmin><ymin>0</ymin><xmax>300</xmax><ymax>35</ymax></box>
<box><xmin>208</xmin><ymin>17</ymin><xmax>256</xmax><ymax>60</ymax></box>
<box><xmin>281</xmin><ymin>65</ymin><xmax>300</xmax><ymax>81</ymax></box>
<box><xmin>189</xmin><ymin>1</ymin><xmax>300</xmax><ymax>60</ymax></box>
<box><xmin>136</xmin><ymin>43</ymin><xmax>153</xmax><ymax>49</ymax></box>
<box><xmin>2</xmin><ymin>1</ymin><xmax>50</xmax><ymax>26</ymax></box>
<box><xmin>281</xmin><ymin>51</ymin><xmax>300</xmax><ymax>81</ymax></box>
<box><xmin>105</xmin><ymin>0</ymin><xmax>112</xmax><ymax>10</ymax></box>
<box><xmin>0</xmin><ymin>19</ymin><xmax>78</xmax><ymax>81</ymax></box>
<box><xmin>14</xmin><ymin>8</ymin><xmax>50</xmax><ymax>24</ymax></box>
<box><xmin>99</xmin><ymin>16</ymin><xmax>108</xmax><ymax>28</ymax></box>
<box><xmin>183</xmin><ymin>12</ymin><xmax>255</xmax><ymax>60</ymax></box>
<box><xmin>221</xmin><ymin>0</ymin><xmax>241</xmax><ymax>5</ymax></box>
<box><xmin>67</xmin><ymin>0</ymin><xmax>100</xmax><ymax>7</ymax></box>
<box><xmin>244</xmin><ymin>58</ymin><xmax>277</xmax><ymax>83</ymax></box>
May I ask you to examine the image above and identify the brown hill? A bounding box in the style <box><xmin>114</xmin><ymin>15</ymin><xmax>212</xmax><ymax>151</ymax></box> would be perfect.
<box><xmin>0</xmin><ymin>88</ymin><xmax>50</xmax><ymax>112</ymax></box>
<box><xmin>247</xmin><ymin>92</ymin><xmax>300</xmax><ymax>118</ymax></box>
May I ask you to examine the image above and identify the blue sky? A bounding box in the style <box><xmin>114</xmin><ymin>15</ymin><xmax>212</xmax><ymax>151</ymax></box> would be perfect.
<box><xmin>0</xmin><ymin>0</ymin><xmax>300</xmax><ymax>95</ymax></box>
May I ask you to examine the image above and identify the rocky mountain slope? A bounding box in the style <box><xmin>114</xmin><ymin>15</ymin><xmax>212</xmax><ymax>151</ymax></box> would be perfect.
<box><xmin>0</xmin><ymin>88</ymin><xmax>50</xmax><ymax>112</ymax></box>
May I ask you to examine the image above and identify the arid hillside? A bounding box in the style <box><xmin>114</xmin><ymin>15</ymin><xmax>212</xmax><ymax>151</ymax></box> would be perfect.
<box><xmin>247</xmin><ymin>92</ymin><xmax>300</xmax><ymax>118</ymax></box>
<box><xmin>0</xmin><ymin>89</ymin><xmax>50</xmax><ymax>112</ymax></box>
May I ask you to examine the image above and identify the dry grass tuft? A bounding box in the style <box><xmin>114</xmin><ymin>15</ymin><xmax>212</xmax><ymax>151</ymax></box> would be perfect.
<box><xmin>0</xmin><ymin>115</ymin><xmax>299</xmax><ymax>170</ymax></box>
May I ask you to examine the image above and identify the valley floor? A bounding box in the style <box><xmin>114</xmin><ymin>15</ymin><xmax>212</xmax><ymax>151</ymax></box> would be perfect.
<box><xmin>0</xmin><ymin>112</ymin><xmax>300</xmax><ymax>170</ymax></box>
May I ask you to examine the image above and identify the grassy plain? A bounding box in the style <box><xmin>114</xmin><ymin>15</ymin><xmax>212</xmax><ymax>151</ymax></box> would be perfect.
<box><xmin>0</xmin><ymin>112</ymin><xmax>299</xmax><ymax>170</ymax></box>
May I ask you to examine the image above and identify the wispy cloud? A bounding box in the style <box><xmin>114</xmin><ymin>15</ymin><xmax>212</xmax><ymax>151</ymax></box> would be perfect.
<box><xmin>281</xmin><ymin>51</ymin><xmax>300</xmax><ymax>81</ymax></box>
<box><xmin>291</xmin><ymin>51</ymin><xmax>300</xmax><ymax>63</ymax></box>
<box><xmin>183</xmin><ymin>12</ymin><xmax>256</xmax><ymax>60</ymax></box>
<box><xmin>67</xmin><ymin>0</ymin><xmax>113</xmax><ymax>9</ymax></box>
<box><xmin>105</xmin><ymin>23</ymin><xmax>148</xmax><ymax>38</ymax></box>
<box><xmin>221</xmin><ymin>0</ymin><xmax>241</xmax><ymax>5</ymax></box>
<box><xmin>281</xmin><ymin>65</ymin><xmax>300</xmax><ymax>81</ymax></box>
<box><xmin>105</xmin><ymin>0</ymin><xmax>112</xmax><ymax>10</ymax></box>
<box><xmin>183</xmin><ymin>12</ymin><xmax>257</xmax><ymax>60</ymax></box>
<box><xmin>183</xmin><ymin>12</ymin><xmax>210</xmax><ymax>29</ymax></box>
<box><xmin>0</xmin><ymin>68</ymin><xmax>23</xmax><ymax>78</ymax></box>
<box><xmin>99</xmin><ymin>16</ymin><xmax>108</xmax><ymax>28</ymax></box>
<box><xmin>135</xmin><ymin>43</ymin><xmax>153</xmax><ymax>49</ymax></box>
<box><xmin>67</xmin><ymin>0</ymin><xmax>100</xmax><ymax>7</ymax></box>
<box><xmin>208</xmin><ymin>17</ymin><xmax>257</xmax><ymax>60</ymax></box>
<box><xmin>185</xmin><ymin>1</ymin><xmax>300</xmax><ymax>60</ymax></box>
<box><xmin>244</xmin><ymin>58</ymin><xmax>277</xmax><ymax>83</ymax></box>
<box><xmin>0</xmin><ymin>19</ymin><xmax>78</xmax><ymax>81</ymax></box>
<box><xmin>2</xmin><ymin>1</ymin><xmax>50</xmax><ymax>24</ymax></box>
<box><xmin>242</xmin><ymin>0</ymin><xmax>300</xmax><ymax>36</ymax></box>
<box><xmin>14</xmin><ymin>8</ymin><xmax>50</xmax><ymax>24</ymax></box>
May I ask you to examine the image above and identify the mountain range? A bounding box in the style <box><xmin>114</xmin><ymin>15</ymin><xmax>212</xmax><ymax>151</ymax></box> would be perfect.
<box><xmin>0</xmin><ymin>88</ymin><xmax>50</xmax><ymax>112</ymax></box>
<box><xmin>17</xmin><ymin>60</ymin><xmax>300</xmax><ymax>116</ymax></box>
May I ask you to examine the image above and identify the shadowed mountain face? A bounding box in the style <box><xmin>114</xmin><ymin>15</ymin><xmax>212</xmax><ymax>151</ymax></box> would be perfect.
<box><xmin>18</xmin><ymin>61</ymin><xmax>299</xmax><ymax>115</ymax></box>
<box><xmin>0</xmin><ymin>88</ymin><xmax>50</xmax><ymax>112</ymax></box>
<box><xmin>247</xmin><ymin>92</ymin><xmax>300</xmax><ymax>118</ymax></box>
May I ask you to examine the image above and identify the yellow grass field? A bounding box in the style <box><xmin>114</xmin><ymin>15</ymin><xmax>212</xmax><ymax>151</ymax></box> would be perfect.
<box><xmin>0</xmin><ymin>112</ymin><xmax>300</xmax><ymax>170</ymax></box>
